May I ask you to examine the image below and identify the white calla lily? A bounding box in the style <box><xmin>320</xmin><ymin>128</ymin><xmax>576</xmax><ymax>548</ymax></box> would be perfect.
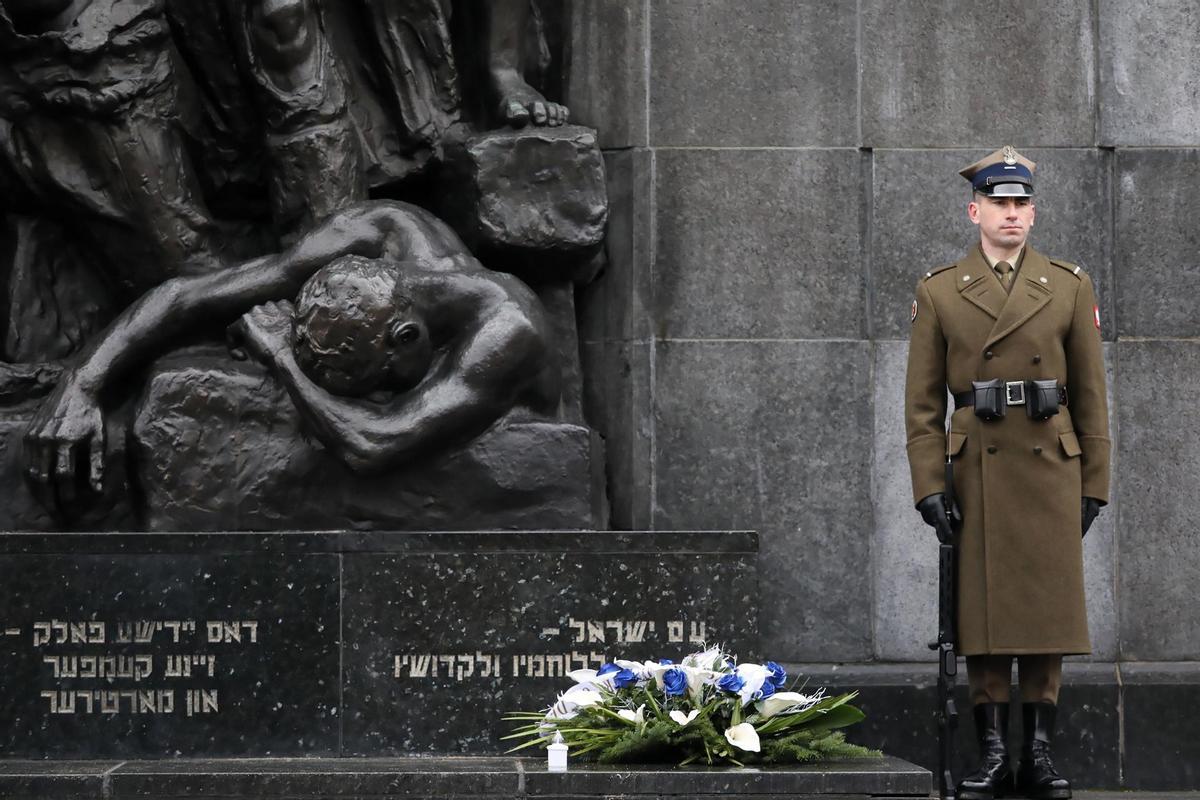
<box><xmin>682</xmin><ymin>647</ymin><xmax>723</xmax><ymax>671</ymax></box>
<box><xmin>617</xmin><ymin>704</ymin><xmax>646</xmax><ymax>724</ymax></box>
<box><xmin>669</xmin><ymin>709</ymin><xmax>700</xmax><ymax>727</ymax></box>
<box><xmin>755</xmin><ymin>690</ymin><xmax>821</xmax><ymax>719</ymax></box>
<box><xmin>546</xmin><ymin>685</ymin><xmax>604</xmax><ymax>719</ymax></box>
<box><xmin>724</xmin><ymin>722</ymin><xmax>761</xmax><ymax>752</ymax></box>
<box><xmin>567</xmin><ymin>668</ymin><xmax>598</xmax><ymax>684</ymax></box>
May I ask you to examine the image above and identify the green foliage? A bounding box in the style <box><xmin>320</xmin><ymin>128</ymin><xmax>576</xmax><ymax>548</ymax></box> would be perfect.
<box><xmin>756</xmin><ymin>730</ymin><xmax>881</xmax><ymax>764</ymax></box>
<box><xmin>503</xmin><ymin>651</ymin><xmax>879</xmax><ymax>767</ymax></box>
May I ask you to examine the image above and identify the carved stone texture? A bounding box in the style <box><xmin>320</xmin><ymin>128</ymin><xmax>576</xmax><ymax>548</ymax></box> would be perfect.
<box><xmin>130</xmin><ymin>349</ymin><xmax>601</xmax><ymax>531</ymax></box>
<box><xmin>439</xmin><ymin>125</ymin><xmax>607</xmax><ymax>283</ymax></box>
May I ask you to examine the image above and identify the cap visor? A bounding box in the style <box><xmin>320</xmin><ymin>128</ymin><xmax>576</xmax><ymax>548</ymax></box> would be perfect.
<box><xmin>983</xmin><ymin>183</ymin><xmax>1034</xmax><ymax>197</ymax></box>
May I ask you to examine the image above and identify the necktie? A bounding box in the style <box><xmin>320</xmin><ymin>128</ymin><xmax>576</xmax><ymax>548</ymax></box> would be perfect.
<box><xmin>995</xmin><ymin>260</ymin><xmax>1013</xmax><ymax>291</ymax></box>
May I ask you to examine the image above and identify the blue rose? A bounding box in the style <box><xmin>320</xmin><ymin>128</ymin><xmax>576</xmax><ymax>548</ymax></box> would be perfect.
<box><xmin>717</xmin><ymin>672</ymin><xmax>745</xmax><ymax>694</ymax></box>
<box><xmin>765</xmin><ymin>661</ymin><xmax>787</xmax><ymax>688</ymax></box>
<box><xmin>612</xmin><ymin>668</ymin><xmax>639</xmax><ymax>689</ymax></box>
<box><xmin>756</xmin><ymin>680</ymin><xmax>776</xmax><ymax>700</ymax></box>
<box><xmin>658</xmin><ymin>658</ymin><xmax>674</xmax><ymax>665</ymax></box>
<box><xmin>598</xmin><ymin>662</ymin><xmax>620</xmax><ymax>676</ymax></box>
<box><xmin>662</xmin><ymin>668</ymin><xmax>688</xmax><ymax>696</ymax></box>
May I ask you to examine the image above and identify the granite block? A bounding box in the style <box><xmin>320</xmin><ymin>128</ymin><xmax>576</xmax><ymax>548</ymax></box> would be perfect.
<box><xmin>653</xmin><ymin>341</ymin><xmax>872</xmax><ymax>661</ymax></box>
<box><xmin>1121</xmin><ymin>662</ymin><xmax>1200</xmax><ymax>790</ymax></box>
<box><xmin>0</xmin><ymin>756</ymin><xmax>931</xmax><ymax>798</ymax></box>
<box><xmin>1117</xmin><ymin>341</ymin><xmax>1200</xmax><ymax>660</ymax></box>
<box><xmin>580</xmin><ymin>340</ymin><xmax>653</xmax><ymax>530</ymax></box>
<box><xmin>654</xmin><ymin>149</ymin><xmax>865</xmax><ymax>339</ymax></box>
<box><xmin>339</xmin><ymin>531</ymin><xmax>759</xmax><ymax>754</ymax></box>
<box><xmin>786</xmin><ymin>662</ymin><xmax>1121</xmax><ymax>789</ymax></box>
<box><xmin>523</xmin><ymin>757</ymin><xmax>930</xmax><ymax>797</ymax></box>
<box><xmin>648</xmin><ymin>0</ymin><xmax>857</xmax><ymax>147</ymax></box>
<box><xmin>1099</xmin><ymin>0</ymin><xmax>1200</xmax><ymax>145</ymax></box>
<box><xmin>578</xmin><ymin>148</ymin><xmax>653</xmax><ymax>344</ymax></box>
<box><xmin>1114</xmin><ymin>149</ymin><xmax>1200</xmax><ymax>337</ymax></box>
<box><xmin>0</xmin><ymin>549</ymin><xmax>340</xmax><ymax>757</ymax></box>
<box><xmin>871</xmin><ymin>340</ymin><xmax>937</xmax><ymax>662</ymax></box>
<box><xmin>861</xmin><ymin>0</ymin><xmax>1096</xmax><ymax>147</ymax></box>
<box><xmin>0</xmin><ymin>761</ymin><xmax>116</xmax><ymax>800</ymax></box>
<box><xmin>871</xmin><ymin>149</ymin><xmax>1113</xmax><ymax>340</ymax></box>
<box><xmin>107</xmin><ymin>757</ymin><xmax>523</xmax><ymax>797</ymax></box>
<box><xmin>566</xmin><ymin>0</ymin><xmax>648</xmax><ymax>149</ymax></box>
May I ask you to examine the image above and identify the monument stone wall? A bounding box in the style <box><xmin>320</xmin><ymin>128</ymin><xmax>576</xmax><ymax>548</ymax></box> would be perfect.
<box><xmin>571</xmin><ymin>1</ymin><xmax>1200</xmax><ymax>789</ymax></box>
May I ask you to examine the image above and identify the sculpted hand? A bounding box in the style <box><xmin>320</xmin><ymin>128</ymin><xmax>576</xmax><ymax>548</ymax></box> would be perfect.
<box><xmin>1082</xmin><ymin>497</ymin><xmax>1101</xmax><ymax>537</ymax></box>
<box><xmin>23</xmin><ymin>372</ymin><xmax>106</xmax><ymax>516</ymax></box>
<box><xmin>228</xmin><ymin>300</ymin><xmax>295</xmax><ymax>365</ymax></box>
<box><xmin>917</xmin><ymin>493</ymin><xmax>961</xmax><ymax>545</ymax></box>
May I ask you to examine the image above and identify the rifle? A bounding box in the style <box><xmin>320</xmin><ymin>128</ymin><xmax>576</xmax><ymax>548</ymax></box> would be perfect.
<box><xmin>929</xmin><ymin>455</ymin><xmax>961</xmax><ymax>799</ymax></box>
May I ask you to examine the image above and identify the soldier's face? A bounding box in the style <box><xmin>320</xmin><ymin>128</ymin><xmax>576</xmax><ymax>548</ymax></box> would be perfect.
<box><xmin>968</xmin><ymin>195</ymin><xmax>1035</xmax><ymax>250</ymax></box>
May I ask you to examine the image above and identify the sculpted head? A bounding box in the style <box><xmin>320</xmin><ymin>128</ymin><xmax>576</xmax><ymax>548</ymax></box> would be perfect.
<box><xmin>293</xmin><ymin>255</ymin><xmax>432</xmax><ymax>396</ymax></box>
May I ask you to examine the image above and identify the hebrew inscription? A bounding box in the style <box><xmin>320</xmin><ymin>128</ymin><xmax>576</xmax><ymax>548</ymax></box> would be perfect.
<box><xmin>392</xmin><ymin>617</ymin><xmax>713</xmax><ymax>682</ymax></box>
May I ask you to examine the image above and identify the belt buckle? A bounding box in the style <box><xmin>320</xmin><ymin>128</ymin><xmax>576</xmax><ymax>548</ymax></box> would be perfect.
<box><xmin>1005</xmin><ymin>380</ymin><xmax>1026</xmax><ymax>406</ymax></box>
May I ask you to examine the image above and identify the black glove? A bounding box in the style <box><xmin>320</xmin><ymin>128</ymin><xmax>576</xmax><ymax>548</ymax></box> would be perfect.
<box><xmin>916</xmin><ymin>493</ymin><xmax>961</xmax><ymax>545</ymax></box>
<box><xmin>1082</xmin><ymin>497</ymin><xmax>1101</xmax><ymax>537</ymax></box>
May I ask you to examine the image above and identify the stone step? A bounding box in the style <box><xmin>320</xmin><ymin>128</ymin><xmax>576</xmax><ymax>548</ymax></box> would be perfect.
<box><xmin>0</xmin><ymin>756</ymin><xmax>930</xmax><ymax>799</ymax></box>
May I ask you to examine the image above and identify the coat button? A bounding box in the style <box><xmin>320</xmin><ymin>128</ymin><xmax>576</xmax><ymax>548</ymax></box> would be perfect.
<box><xmin>984</xmin><ymin>350</ymin><xmax>995</xmax><ymax>360</ymax></box>
<box><xmin>1033</xmin><ymin>355</ymin><xmax>1042</xmax><ymax>364</ymax></box>
<box><xmin>1033</xmin><ymin>446</ymin><xmax>1043</xmax><ymax>454</ymax></box>
<box><xmin>987</xmin><ymin>446</ymin><xmax>998</xmax><ymax>454</ymax></box>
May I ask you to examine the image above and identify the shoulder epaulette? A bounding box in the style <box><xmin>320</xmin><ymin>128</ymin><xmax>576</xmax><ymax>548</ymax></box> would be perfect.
<box><xmin>922</xmin><ymin>264</ymin><xmax>956</xmax><ymax>281</ymax></box>
<box><xmin>1049</xmin><ymin>259</ymin><xmax>1084</xmax><ymax>279</ymax></box>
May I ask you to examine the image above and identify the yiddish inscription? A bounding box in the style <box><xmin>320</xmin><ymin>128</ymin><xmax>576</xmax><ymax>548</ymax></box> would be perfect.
<box><xmin>14</xmin><ymin>618</ymin><xmax>261</xmax><ymax>718</ymax></box>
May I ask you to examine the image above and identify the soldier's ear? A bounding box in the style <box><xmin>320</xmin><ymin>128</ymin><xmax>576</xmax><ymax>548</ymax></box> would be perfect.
<box><xmin>388</xmin><ymin>321</ymin><xmax>421</xmax><ymax>346</ymax></box>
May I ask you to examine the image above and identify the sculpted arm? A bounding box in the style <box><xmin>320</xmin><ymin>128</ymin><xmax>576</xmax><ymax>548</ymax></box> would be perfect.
<box><xmin>266</xmin><ymin>308</ymin><xmax>545</xmax><ymax>473</ymax></box>
<box><xmin>904</xmin><ymin>278</ymin><xmax>949</xmax><ymax>506</ymax></box>
<box><xmin>23</xmin><ymin>203</ymin><xmax>402</xmax><ymax>501</ymax></box>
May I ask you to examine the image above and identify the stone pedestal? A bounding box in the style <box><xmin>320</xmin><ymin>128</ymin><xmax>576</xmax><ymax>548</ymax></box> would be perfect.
<box><xmin>0</xmin><ymin>756</ymin><xmax>932</xmax><ymax>799</ymax></box>
<box><xmin>0</xmin><ymin>531</ymin><xmax>757</xmax><ymax>758</ymax></box>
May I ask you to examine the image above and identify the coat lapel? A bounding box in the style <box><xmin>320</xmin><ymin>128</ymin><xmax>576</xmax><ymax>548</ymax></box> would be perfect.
<box><xmin>957</xmin><ymin>246</ymin><xmax>1005</xmax><ymax>320</ymax></box>
<box><xmin>983</xmin><ymin>246</ymin><xmax>1054</xmax><ymax>350</ymax></box>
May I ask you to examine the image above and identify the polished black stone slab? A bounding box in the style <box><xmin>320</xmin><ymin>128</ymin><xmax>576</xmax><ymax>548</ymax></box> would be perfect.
<box><xmin>0</xmin><ymin>551</ymin><xmax>341</xmax><ymax>758</ymax></box>
<box><xmin>340</xmin><ymin>533</ymin><xmax>759</xmax><ymax>753</ymax></box>
<box><xmin>0</xmin><ymin>531</ymin><xmax>756</xmax><ymax>758</ymax></box>
<box><xmin>0</xmin><ymin>756</ymin><xmax>931</xmax><ymax>799</ymax></box>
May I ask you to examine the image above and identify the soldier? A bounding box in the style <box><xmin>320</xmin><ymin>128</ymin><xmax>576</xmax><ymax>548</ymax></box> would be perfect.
<box><xmin>905</xmin><ymin>146</ymin><xmax>1110</xmax><ymax>800</ymax></box>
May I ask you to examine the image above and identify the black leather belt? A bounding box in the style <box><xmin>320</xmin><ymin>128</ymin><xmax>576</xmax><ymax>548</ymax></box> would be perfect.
<box><xmin>954</xmin><ymin>382</ymin><xmax>1068</xmax><ymax>410</ymax></box>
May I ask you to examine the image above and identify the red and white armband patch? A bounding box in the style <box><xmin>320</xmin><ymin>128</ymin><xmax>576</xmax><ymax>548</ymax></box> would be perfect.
<box><xmin>1094</xmin><ymin>305</ymin><xmax>1101</xmax><ymax>330</ymax></box>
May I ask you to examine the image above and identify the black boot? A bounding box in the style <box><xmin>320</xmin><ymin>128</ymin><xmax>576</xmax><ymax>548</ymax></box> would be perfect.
<box><xmin>1017</xmin><ymin>702</ymin><xmax>1072</xmax><ymax>799</ymax></box>
<box><xmin>956</xmin><ymin>702</ymin><xmax>1014</xmax><ymax>800</ymax></box>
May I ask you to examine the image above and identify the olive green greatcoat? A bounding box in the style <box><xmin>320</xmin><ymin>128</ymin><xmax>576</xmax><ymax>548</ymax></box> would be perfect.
<box><xmin>905</xmin><ymin>244</ymin><xmax>1111</xmax><ymax>656</ymax></box>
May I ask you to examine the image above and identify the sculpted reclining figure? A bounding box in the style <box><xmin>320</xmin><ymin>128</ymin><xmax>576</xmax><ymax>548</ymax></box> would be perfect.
<box><xmin>23</xmin><ymin>201</ymin><xmax>559</xmax><ymax>516</ymax></box>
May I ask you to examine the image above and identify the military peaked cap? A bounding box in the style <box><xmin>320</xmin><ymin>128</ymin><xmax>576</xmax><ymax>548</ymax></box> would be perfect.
<box><xmin>960</xmin><ymin>145</ymin><xmax>1036</xmax><ymax>197</ymax></box>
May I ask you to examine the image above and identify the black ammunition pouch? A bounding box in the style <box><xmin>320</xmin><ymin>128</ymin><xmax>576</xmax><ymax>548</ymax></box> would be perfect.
<box><xmin>970</xmin><ymin>379</ymin><xmax>1006</xmax><ymax>421</ymax></box>
<box><xmin>1026</xmin><ymin>378</ymin><xmax>1061</xmax><ymax>421</ymax></box>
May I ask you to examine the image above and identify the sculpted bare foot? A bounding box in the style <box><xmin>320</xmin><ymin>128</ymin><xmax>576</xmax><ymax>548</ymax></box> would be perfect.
<box><xmin>489</xmin><ymin>68</ymin><xmax>569</xmax><ymax>129</ymax></box>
